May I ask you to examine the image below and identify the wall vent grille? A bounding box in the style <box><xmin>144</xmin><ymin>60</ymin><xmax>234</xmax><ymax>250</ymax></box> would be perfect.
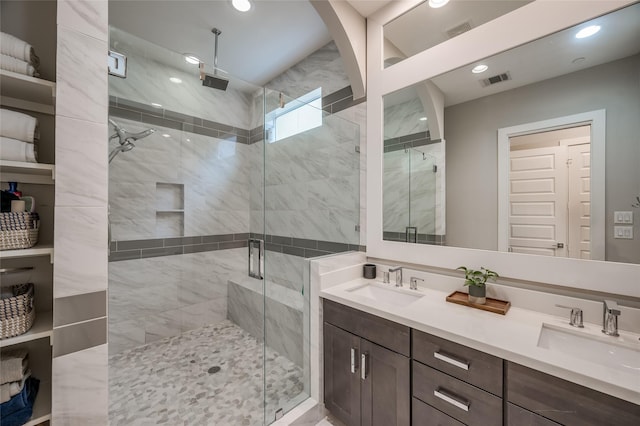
<box><xmin>480</xmin><ymin>72</ymin><xmax>512</xmax><ymax>87</ymax></box>
<box><xmin>446</xmin><ymin>21</ymin><xmax>473</xmax><ymax>38</ymax></box>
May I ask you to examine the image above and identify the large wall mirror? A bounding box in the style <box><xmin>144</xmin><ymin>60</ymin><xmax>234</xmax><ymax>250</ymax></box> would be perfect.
<box><xmin>369</xmin><ymin>0</ymin><xmax>640</xmax><ymax>297</ymax></box>
<box><xmin>383</xmin><ymin>0</ymin><xmax>533</xmax><ymax>68</ymax></box>
<box><xmin>382</xmin><ymin>2</ymin><xmax>640</xmax><ymax>265</ymax></box>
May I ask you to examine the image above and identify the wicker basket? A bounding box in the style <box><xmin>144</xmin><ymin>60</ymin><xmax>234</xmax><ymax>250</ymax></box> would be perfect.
<box><xmin>0</xmin><ymin>212</ymin><xmax>39</xmax><ymax>250</ymax></box>
<box><xmin>0</xmin><ymin>283</ymin><xmax>35</xmax><ymax>339</ymax></box>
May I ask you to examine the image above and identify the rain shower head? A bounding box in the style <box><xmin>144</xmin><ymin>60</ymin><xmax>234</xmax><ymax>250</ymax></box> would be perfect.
<box><xmin>202</xmin><ymin>72</ymin><xmax>229</xmax><ymax>90</ymax></box>
<box><xmin>200</xmin><ymin>28</ymin><xmax>229</xmax><ymax>91</ymax></box>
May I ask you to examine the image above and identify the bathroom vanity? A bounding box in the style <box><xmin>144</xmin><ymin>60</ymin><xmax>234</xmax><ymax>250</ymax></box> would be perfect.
<box><xmin>321</xmin><ymin>280</ymin><xmax>640</xmax><ymax>426</ymax></box>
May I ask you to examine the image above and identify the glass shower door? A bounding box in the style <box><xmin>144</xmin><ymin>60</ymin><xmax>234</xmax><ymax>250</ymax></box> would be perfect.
<box><xmin>261</xmin><ymin>89</ymin><xmax>360</xmax><ymax>423</ymax></box>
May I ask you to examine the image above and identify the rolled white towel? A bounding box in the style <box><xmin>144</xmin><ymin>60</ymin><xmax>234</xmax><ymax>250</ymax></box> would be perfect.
<box><xmin>0</xmin><ymin>54</ymin><xmax>37</xmax><ymax>77</ymax></box>
<box><xmin>0</xmin><ymin>108</ymin><xmax>39</xmax><ymax>143</ymax></box>
<box><xmin>0</xmin><ymin>136</ymin><xmax>37</xmax><ymax>163</ymax></box>
<box><xmin>0</xmin><ymin>32</ymin><xmax>39</xmax><ymax>68</ymax></box>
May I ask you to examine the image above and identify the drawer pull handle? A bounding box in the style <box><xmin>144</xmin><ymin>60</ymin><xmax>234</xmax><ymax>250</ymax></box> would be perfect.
<box><xmin>361</xmin><ymin>352</ymin><xmax>368</xmax><ymax>380</ymax></box>
<box><xmin>434</xmin><ymin>388</ymin><xmax>470</xmax><ymax>412</ymax></box>
<box><xmin>350</xmin><ymin>348</ymin><xmax>358</xmax><ymax>374</ymax></box>
<box><xmin>434</xmin><ymin>351</ymin><xmax>469</xmax><ymax>371</ymax></box>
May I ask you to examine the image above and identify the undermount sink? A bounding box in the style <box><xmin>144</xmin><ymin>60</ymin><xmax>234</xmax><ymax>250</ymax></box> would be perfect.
<box><xmin>346</xmin><ymin>282</ymin><xmax>424</xmax><ymax>307</ymax></box>
<box><xmin>537</xmin><ymin>323</ymin><xmax>640</xmax><ymax>374</ymax></box>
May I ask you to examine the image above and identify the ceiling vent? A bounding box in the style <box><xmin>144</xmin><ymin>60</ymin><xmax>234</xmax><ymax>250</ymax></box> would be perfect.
<box><xmin>480</xmin><ymin>72</ymin><xmax>512</xmax><ymax>87</ymax></box>
<box><xmin>446</xmin><ymin>21</ymin><xmax>473</xmax><ymax>39</ymax></box>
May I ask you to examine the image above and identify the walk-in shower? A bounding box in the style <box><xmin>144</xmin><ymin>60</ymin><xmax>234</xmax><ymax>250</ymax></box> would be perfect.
<box><xmin>107</xmin><ymin>26</ymin><xmax>360</xmax><ymax>425</ymax></box>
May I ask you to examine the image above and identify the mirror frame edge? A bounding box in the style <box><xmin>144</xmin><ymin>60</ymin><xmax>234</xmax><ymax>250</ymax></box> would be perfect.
<box><xmin>367</xmin><ymin>0</ymin><xmax>640</xmax><ymax>298</ymax></box>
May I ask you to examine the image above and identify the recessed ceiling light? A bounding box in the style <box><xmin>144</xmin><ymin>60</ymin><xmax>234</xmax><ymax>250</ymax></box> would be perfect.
<box><xmin>162</xmin><ymin>134</ymin><xmax>171</xmax><ymax>138</ymax></box>
<box><xmin>575</xmin><ymin>25</ymin><xmax>601</xmax><ymax>39</ymax></box>
<box><xmin>169</xmin><ymin>77</ymin><xmax>182</xmax><ymax>84</ymax></box>
<box><xmin>472</xmin><ymin>64</ymin><xmax>489</xmax><ymax>74</ymax></box>
<box><xmin>232</xmin><ymin>0</ymin><xmax>252</xmax><ymax>12</ymax></box>
<box><xmin>419</xmin><ymin>117</ymin><xmax>427</xmax><ymax>121</ymax></box>
<box><xmin>184</xmin><ymin>55</ymin><xmax>201</xmax><ymax>65</ymax></box>
<box><xmin>428</xmin><ymin>0</ymin><xmax>450</xmax><ymax>8</ymax></box>
<box><xmin>151</xmin><ymin>103</ymin><xmax>162</xmax><ymax>108</ymax></box>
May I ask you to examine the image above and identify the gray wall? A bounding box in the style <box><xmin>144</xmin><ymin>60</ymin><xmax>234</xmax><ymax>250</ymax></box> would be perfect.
<box><xmin>445</xmin><ymin>54</ymin><xmax>640</xmax><ymax>264</ymax></box>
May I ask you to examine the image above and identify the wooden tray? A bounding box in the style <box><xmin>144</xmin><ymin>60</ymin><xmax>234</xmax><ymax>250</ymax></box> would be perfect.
<box><xmin>446</xmin><ymin>291</ymin><xmax>511</xmax><ymax>315</ymax></box>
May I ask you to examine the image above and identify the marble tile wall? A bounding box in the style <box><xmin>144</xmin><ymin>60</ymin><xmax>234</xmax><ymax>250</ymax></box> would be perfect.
<box><xmin>383</xmin><ymin>97</ymin><xmax>445</xmax><ymax>238</ymax></box>
<box><xmin>108</xmin><ymin>28</ymin><xmax>256</xmax><ymax>130</ymax></box>
<box><xmin>266</xmin><ymin>42</ymin><xmax>350</xmax><ymax>101</ymax></box>
<box><xmin>108</xmin><ymin>248</ymin><xmax>245</xmax><ymax>354</ymax></box>
<box><xmin>54</xmin><ymin>0</ymin><xmax>109</xmax><ymax>424</ymax></box>
<box><xmin>108</xmin><ymin>116</ymin><xmax>252</xmax><ymax>241</ymax></box>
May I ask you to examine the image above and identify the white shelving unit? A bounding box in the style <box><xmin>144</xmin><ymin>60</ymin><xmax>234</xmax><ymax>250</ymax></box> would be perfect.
<box><xmin>0</xmin><ymin>70</ymin><xmax>56</xmax><ymax>115</ymax></box>
<box><xmin>0</xmin><ymin>311</ymin><xmax>53</xmax><ymax>348</ymax></box>
<box><xmin>0</xmin><ymin>245</ymin><xmax>54</xmax><ymax>263</ymax></box>
<box><xmin>1</xmin><ymin>6</ymin><xmax>57</xmax><ymax>424</ymax></box>
<box><xmin>0</xmin><ymin>160</ymin><xmax>55</xmax><ymax>185</ymax></box>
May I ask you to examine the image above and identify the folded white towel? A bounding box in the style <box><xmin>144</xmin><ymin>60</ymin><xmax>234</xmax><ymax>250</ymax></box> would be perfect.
<box><xmin>0</xmin><ymin>54</ymin><xmax>37</xmax><ymax>77</ymax></box>
<box><xmin>0</xmin><ymin>108</ymin><xmax>39</xmax><ymax>143</ymax></box>
<box><xmin>0</xmin><ymin>136</ymin><xmax>37</xmax><ymax>163</ymax></box>
<box><xmin>0</xmin><ymin>348</ymin><xmax>28</xmax><ymax>385</ymax></box>
<box><xmin>0</xmin><ymin>32</ymin><xmax>39</xmax><ymax>68</ymax></box>
<box><xmin>0</xmin><ymin>369</ymin><xmax>31</xmax><ymax>403</ymax></box>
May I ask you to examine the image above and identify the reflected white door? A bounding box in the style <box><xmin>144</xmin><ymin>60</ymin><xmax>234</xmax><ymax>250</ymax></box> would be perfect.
<box><xmin>567</xmin><ymin>143</ymin><xmax>591</xmax><ymax>259</ymax></box>
<box><xmin>509</xmin><ymin>146</ymin><xmax>568</xmax><ymax>256</ymax></box>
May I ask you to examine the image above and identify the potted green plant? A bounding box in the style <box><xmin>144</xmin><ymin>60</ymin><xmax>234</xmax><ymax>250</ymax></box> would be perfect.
<box><xmin>457</xmin><ymin>266</ymin><xmax>499</xmax><ymax>305</ymax></box>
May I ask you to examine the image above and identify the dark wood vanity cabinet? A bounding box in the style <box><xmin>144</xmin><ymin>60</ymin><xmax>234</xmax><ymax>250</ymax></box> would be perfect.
<box><xmin>412</xmin><ymin>329</ymin><xmax>503</xmax><ymax>426</ymax></box>
<box><xmin>505</xmin><ymin>362</ymin><xmax>640</xmax><ymax>426</ymax></box>
<box><xmin>323</xmin><ymin>300</ymin><xmax>411</xmax><ymax>426</ymax></box>
<box><xmin>323</xmin><ymin>299</ymin><xmax>640</xmax><ymax>426</ymax></box>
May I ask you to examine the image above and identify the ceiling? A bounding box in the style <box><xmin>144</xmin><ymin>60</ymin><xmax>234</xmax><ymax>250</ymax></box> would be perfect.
<box><xmin>109</xmin><ymin>0</ymin><xmax>391</xmax><ymax>87</ymax></box>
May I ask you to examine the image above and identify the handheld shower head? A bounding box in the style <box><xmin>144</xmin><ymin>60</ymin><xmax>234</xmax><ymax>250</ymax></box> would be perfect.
<box><xmin>108</xmin><ymin>119</ymin><xmax>155</xmax><ymax>163</ymax></box>
<box><xmin>127</xmin><ymin>128</ymin><xmax>155</xmax><ymax>142</ymax></box>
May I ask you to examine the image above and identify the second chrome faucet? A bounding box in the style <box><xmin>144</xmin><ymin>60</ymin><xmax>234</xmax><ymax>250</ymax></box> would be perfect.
<box><xmin>389</xmin><ymin>266</ymin><xmax>403</xmax><ymax>287</ymax></box>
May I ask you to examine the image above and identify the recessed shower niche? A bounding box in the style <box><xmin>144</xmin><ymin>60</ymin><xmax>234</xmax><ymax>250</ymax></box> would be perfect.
<box><xmin>155</xmin><ymin>182</ymin><xmax>184</xmax><ymax>237</ymax></box>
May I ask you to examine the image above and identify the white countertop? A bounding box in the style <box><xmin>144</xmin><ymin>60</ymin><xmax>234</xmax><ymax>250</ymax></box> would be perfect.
<box><xmin>321</xmin><ymin>278</ymin><xmax>640</xmax><ymax>405</ymax></box>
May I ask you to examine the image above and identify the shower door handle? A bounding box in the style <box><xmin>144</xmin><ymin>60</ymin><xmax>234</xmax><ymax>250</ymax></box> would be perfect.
<box><xmin>248</xmin><ymin>238</ymin><xmax>264</xmax><ymax>279</ymax></box>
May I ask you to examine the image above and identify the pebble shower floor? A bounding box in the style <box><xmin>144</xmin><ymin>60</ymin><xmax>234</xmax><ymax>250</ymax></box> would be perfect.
<box><xmin>109</xmin><ymin>320</ymin><xmax>304</xmax><ymax>425</ymax></box>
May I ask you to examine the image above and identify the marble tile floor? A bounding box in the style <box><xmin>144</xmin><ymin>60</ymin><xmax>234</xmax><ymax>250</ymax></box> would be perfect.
<box><xmin>109</xmin><ymin>320</ymin><xmax>305</xmax><ymax>425</ymax></box>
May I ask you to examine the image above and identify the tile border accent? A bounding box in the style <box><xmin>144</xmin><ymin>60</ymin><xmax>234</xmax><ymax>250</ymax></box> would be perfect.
<box><xmin>109</xmin><ymin>233</ymin><xmax>250</xmax><ymax>262</ymax></box>
<box><xmin>251</xmin><ymin>233</ymin><xmax>365</xmax><ymax>258</ymax></box>
<box><xmin>108</xmin><ymin>84</ymin><xmax>361</xmax><ymax>146</ymax></box>
<box><xmin>384</xmin><ymin>133</ymin><xmax>440</xmax><ymax>153</ymax></box>
<box><xmin>383</xmin><ymin>231</ymin><xmax>446</xmax><ymax>245</ymax></box>
<box><xmin>53</xmin><ymin>317</ymin><xmax>107</xmax><ymax>358</ymax></box>
<box><xmin>54</xmin><ymin>291</ymin><xmax>107</xmax><ymax>327</ymax></box>
<box><xmin>109</xmin><ymin>233</ymin><xmax>365</xmax><ymax>261</ymax></box>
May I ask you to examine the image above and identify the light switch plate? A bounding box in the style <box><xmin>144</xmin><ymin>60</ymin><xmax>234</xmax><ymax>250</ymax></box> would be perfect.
<box><xmin>614</xmin><ymin>211</ymin><xmax>633</xmax><ymax>224</ymax></box>
<box><xmin>614</xmin><ymin>226</ymin><xmax>633</xmax><ymax>239</ymax></box>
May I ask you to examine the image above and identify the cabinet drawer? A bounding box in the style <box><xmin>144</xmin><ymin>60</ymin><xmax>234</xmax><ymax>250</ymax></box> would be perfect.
<box><xmin>323</xmin><ymin>299</ymin><xmax>410</xmax><ymax>356</ymax></box>
<box><xmin>413</xmin><ymin>361</ymin><xmax>502</xmax><ymax>426</ymax></box>
<box><xmin>506</xmin><ymin>403</ymin><xmax>560</xmax><ymax>426</ymax></box>
<box><xmin>412</xmin><ymin>329</ymin><xmax>503</xmax><ymax>396</ymax></box>
<box><xmin>412</xmin><ymin>397</ymin><xmax>464</xmax><ymax>426</ymax></box>
<box><xmin>506</xmin><ymin>362</ymin><xmax>640</xmax><ymax>426</ymax></box>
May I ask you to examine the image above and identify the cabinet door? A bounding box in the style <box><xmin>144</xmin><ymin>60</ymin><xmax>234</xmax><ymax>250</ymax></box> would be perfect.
<box><xmin>361</xmin><ymin>339</ymin><xmax>410</xmax><ymax>426</ymax></box>
<box><xmin>506</xmin><ymin>403</ymin><xmax>561</xmax><ymax>426</ymax></box>
<box><xmin>324</xmin><ymin>323</ymin><xmax>361</xmax><ymax>426</ymax></box>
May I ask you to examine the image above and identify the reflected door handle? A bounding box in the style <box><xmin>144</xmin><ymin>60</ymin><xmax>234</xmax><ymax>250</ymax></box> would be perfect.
<box><xmin>248</xmin><ymin>238</ymin><xmax>264</xmax><ymax>279</ymax></box>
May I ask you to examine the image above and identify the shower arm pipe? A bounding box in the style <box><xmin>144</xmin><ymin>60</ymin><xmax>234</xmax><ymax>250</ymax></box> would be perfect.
<box><xmin>212</xmin><ymin>28</ymin><xmax>221</xmax><ymax>74</ymax></box>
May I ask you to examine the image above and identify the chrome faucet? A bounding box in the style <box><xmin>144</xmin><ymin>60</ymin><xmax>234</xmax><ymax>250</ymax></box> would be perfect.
<box><xmin>389</xmin><ymin>266</ymin><xmax>403</xmax><ymax>287</ymax></box>
<box><xmin>410</xmin><ymin>276</ymin><xmax>424</xmax><ymax>290</ymax></box>
<box><xmin>555</xmin><ymin>304</ymin><xmax>584</xmax><ymax>328</ymax></box>
<box><xmin>602</xmin><ymin>300</ymin><xmax>621</xmax><ymax>337</ymax></box>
